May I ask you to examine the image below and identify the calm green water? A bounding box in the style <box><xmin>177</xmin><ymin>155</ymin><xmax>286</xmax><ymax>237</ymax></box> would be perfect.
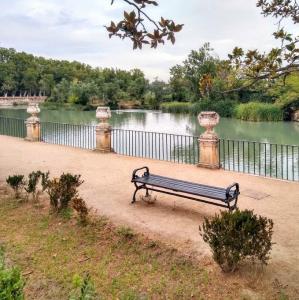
<box><xmin>0</xmin><ymin>107</ymin><xmax>298</xmax><ymax>145</ymax></box>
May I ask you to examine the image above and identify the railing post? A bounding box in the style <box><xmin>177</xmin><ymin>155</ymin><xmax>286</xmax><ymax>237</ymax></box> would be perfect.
<box><xmin>25</xmin><ymin>102</ymin><xmax>40</xmax><ymax>142</ymax></box>
<box><xmin>197</xmin><ymin>111</ymin><xmax>220</xmax><ymax>169</ymax></box>
<box><xmin>95</xmin><ymin>106</ymin><xmax>112</xmax><ymax>153</ymax></box>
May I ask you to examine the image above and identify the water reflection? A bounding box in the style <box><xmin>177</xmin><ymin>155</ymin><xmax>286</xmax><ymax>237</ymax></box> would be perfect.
<box><xmin>1</xmin><ymin>108</ymin><xmax>298</xmax><ymax>181</ymax></box>
<box><xmin>0</xmin><ymin>108</ymin><xmax>298</xmax><ymax>145</ymax></box>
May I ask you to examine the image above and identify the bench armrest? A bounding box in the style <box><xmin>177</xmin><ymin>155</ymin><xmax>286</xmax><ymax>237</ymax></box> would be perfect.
<box><xmin>226</xmin><ymin>183</ymin><xmax>240</xmax><ymax>199</ymax></box>
<box><xmin>132</xmin><ymin>166</ymin><xmax>150</xmax><ymax>181</ymax></box>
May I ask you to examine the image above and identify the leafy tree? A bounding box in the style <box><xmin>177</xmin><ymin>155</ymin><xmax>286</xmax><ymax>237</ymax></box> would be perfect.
<box><xmin>107</xmin><ymin>0</ymin><xmax>298</xmax><ymax>93</ymax></box>
<box><xmin>0</xmin><ymin>47</ymin><xmax>150</xmax><ymax>107</ymax></box>
<box><xmin>169</xmin><ymin>65</ymin><xmax>192</xmax><ymax>102</ymax></box>
<box><xmin>226</xmin><ymin>0</ymin><xmax>299</xmax><ymax>92</ymax></box>
<box><xmin>148</xmin><ymin>78</ymin><xmax>171</xmax><ymax>103</ymax></box>
<box><xmin>106</xmin><ymin>0</ymin><xmax>183</xmax><ymax>49</ymax></box>
<box><xmin>169</xmin><ymin>44</ymin><xmax>219</xmax><ymax>101</ymax></box>
<box><xmin>144</xmin><ymin>91</ymin><xmax>157</xmax><ymax>108</ymax></box>
<box><xmin>39</xmin><ymin>73</ymin><xmax>55</xmax><ymax>96</ymax></box>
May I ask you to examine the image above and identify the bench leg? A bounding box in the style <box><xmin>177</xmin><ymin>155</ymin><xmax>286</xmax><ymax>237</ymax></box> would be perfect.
<box><xmin>131</xmin><ymin>185</ymin><xmax>144</xmax><ymax>204</ymax></box>
<box><xmin>132</xmin><ymin>188</ymin><xmax>138</xmax><ymax>204</ymax></box>
<box><xmin>228</xmin><ymin>196</ymin><xmax>238</xmax><ymax>212</ymax></box>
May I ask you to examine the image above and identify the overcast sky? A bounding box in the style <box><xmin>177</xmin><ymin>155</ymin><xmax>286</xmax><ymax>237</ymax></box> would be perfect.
<box><xmin>0</xmin><ymin>0</ymin><xmax>296</xmax><ymax>81</ymax></box>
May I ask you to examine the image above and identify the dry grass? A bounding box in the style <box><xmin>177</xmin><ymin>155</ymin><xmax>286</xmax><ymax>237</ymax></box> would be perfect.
<box><xmin>0</xmin><ymin>185</ymin><xmax>290</xmax><ymax>300</ymax></box>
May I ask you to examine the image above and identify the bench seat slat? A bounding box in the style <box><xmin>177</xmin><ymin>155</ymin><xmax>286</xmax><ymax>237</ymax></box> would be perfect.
<box><xmin>133</xmin><ymin>174</ymin><xmax>232</xmax><ymax>201</ymax></box>
<box><xmin>147</xmin><ymin>174</ymin><xmax>228</xmax><ymax>195</ymax></box>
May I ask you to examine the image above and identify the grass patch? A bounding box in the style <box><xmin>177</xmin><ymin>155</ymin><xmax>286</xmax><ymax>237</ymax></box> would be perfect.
<box><xmin>160</xmin><ymin>102</ymin><xmax>192</xmax><ymax>114</ymax></box>
<box><xmin>40</xmin><ymin>102</ymin><xmax>95</xmax><ymax>111</ymax></box>
<box><xmin>234</xmin><ymin>102</ymin><xmax>283</xmax><ymax>121</ymax></box>
<box><xmin>0</xmin><ymin>189</ymin><xmax>288</xmax><ymax>299</ymax></box>
<box><xmin>160</xmin><ymin>100</ymin><xmax>236</xmax><ymax>117</ymax></box>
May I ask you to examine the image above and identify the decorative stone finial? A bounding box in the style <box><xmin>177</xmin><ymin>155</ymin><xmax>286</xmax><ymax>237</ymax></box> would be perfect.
<box><xmin>198</xmin><ymin>111</ymin><xmax>220</xmax><ymax>140</ymax></box>
<box><xmin>25</xmin><ymin>103</ymin><xmax>40</xmax><ymax>142</ymax></box>
<box><xmin>96</xmin><ymin>106</ymin><xmax>111</xmax><ymax>124</ymax></box>
<box><xmin>27</xmin><ymin>102</ymin><xmax>40</xmax><ymax>120</ymax></box>
<box><xmin>95</xmin><ymin>106</ymin><xmax>112</xmax><ymax>153</ymax></box>
<box><xmin>197</xmin><ymin>111</ymin><xmax>220</xmax><ymax>169</ymax></box>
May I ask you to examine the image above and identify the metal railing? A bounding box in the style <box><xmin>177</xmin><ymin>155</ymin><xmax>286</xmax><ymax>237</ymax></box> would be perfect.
<box><xmin>219</xmin><ymin>139</ymin><xmax>299</xmax><ymax>181</ymax></box>
<box><xmin>0</xmin><ymin>116</ymin><xmax>26</xmax><ymax>138</ymax></box>
<box><xmin>111</xmin><ymin>128</ymin><xmax>199</xmax><ymax>164</ymax></box>
<box><xmin>0</xmin><ymin>116</ymin><xmax>298</xmax><ymax>181</ymax></box>
<box><xmin>40</xmin><ymin>121</ymin><xmax>96</xmax><ymax>150</ymax></box>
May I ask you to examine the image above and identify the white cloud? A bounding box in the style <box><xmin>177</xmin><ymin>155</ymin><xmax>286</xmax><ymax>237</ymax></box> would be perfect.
<box><xmin>0</xmin><ymin>0</ymin><xmax>297</xmax><ymax>81</ymax></box>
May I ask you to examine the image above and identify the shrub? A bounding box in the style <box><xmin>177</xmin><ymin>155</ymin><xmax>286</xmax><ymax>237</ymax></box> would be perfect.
<box><xmin>46</xmin><ymin>178</ymin><xmax>61</xmax><ymax>211</ymax></box>
<box><xmin>0</xmin><ymin>248</ymin><xmax>25</xmax><ymax>300</ymax></box>
<box><xmin>6</xmin><ymin>175</ymin><xmax>25</xmax><ymax>199</ymax></box>
<box><xmin>160</xmin><ymin>100</ymin><xmax>237</xmax><ymax>117</ymax></box>
<box><xmin>59</xmin><ymin>173</ymin><xmax>83</xmax><ymax>210</ymax></box>
<box><xmin>46</xmin><ymin>173</ymin><xmax>83</xmax><ymax>213</ymax></box>
<box><xmin>25</xmin><ymin>171</ymin><xmax>50</xmax><ymax>202</ymax></box>
<box><xmin>160</xmin><ymin>102</ymin><xmax>192</xmax><ymax>113</ymax></box>
<box><xmin>199</xmin><ymin>209</ymin><xmax>274</xmax><ymax>272</ymax></box>
<box><xmin>191</xmin><ymin>99</ymin><xmax>237</xmax><ymax>117</ymax></box>
<box><xmin>72</xmin><ymin>197</ymin><xmax>89</xmax><ymax>225</ymax></box>
<box><xmin>234</xmin><ymin>102</ymin><xmax>283</xmax><ymax>121</ymax></box>
<box><xmin>69</xmin><ymin>273</ymin><xmax>98</xmax><ymax>300</ymax></box>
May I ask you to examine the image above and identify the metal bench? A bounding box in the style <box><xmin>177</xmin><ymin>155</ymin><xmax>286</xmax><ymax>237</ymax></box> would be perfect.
<box><xmin>131</xmin><ymin>167</ymin><xmax>240</xmax><ymax>211</ymax></box>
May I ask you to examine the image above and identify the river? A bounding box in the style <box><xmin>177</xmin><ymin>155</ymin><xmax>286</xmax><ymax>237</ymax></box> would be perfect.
<box><xmin>0</xmin><ymin>107</ymin><xmax>298</xmax><ymax>145</ymax></box>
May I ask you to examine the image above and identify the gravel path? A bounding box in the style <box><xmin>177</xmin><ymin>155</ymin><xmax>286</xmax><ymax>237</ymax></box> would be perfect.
<box><xmin>1</xmin><ymin>135</ymin><xmax>299</xmax><ymax>292</ymax></box>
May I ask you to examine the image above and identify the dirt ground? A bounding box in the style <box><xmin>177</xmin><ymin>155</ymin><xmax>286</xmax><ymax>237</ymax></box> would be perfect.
<box><xmin>1</xmin><ymin>135</ymin><xmax>299</xmax><ymax>296</ymax></box>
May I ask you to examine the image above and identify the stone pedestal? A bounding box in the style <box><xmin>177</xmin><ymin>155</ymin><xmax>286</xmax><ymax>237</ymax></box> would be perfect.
<box><xmin>95</xmin><ymin>106</ymin><xmax>112</xmax><ymax>153</ymax></box>
<box><xmin>197</xmin><ymin>111</ymin><xmax>220</xmax><ymax>169</ymax></box>
<box><xmin>25</xmin><ymin>117</ymin><xmax>40</xmax><ymax>142</ymax></box>
<box><xmin>95</xmin><ymin>124</ymin><xmax>112</xmax><ymax>153</ymax></box>
<box><xmin>25</xmin><ymin>103</ymin><xmax>40</xmax><ymax>142</ymax></box>
<box><xmin>198</xmin><ymin>136</ymin><xmax>220</xmax><ymax>169</ymax></box>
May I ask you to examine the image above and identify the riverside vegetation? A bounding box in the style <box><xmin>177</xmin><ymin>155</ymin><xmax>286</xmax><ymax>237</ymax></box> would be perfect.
<box><xmin>1</xmin><ymin>171</ymin><xmax>281</xmax><ymax>299</ymax></box>
<box><xmin>1</xmin><ymin>46</ymin><xmax>298</xmax><ymax>121</ymax></box>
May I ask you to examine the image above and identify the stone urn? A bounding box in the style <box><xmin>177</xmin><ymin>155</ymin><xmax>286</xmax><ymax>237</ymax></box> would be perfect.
<box><xmin>27</xmin><ymin>103</ymin><xmax>40</xmax><ymax>120</ymax></box>
<box><xmin>198</xmin><ymin>111</ymin><xmax>220</xmax><ymax>140</ymax></box>
<box><xmin>96</xmin><ymin>106</ymin><xmax>111</xmax><ymax>125</ymax></box>
<box><xmin>291</xmin><ymin>109</ymin><xmax>299</xmax><ymax>122</ymax></box>
<box><xmin>95</xmin><ymin>106</ymin><xmax>112</xmax><ymax>152</ymax></box>
<box><xmin>197</xmin><ymin>111</ymin><xmax>220</xmax><ymax>169</ymax></box>
<box><xmin>25</xmin><ymin>103</ymin><xmax>40</xmax><ymax>141</ymax></box>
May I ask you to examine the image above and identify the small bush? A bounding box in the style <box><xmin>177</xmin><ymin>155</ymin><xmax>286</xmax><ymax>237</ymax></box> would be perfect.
<box><xmin>46</xmin><ymin>178</ymin><xmax>61</xmax><ymax>210</ymax></box>
<box><xmin>160</xmin><ymin>100</ymin><xmax>237</xmax><ymax>117</ymax></box>
<box><xmin>25</xmin><ymin>171</ymin><xmax>49</xmax><ymax>202</ymax></box>
<box><xmin>6</xmin><ymin>175</ymin><xmax>25</xmax><ymax>199</ymax></box>
<box><xmin>46</xmin><ymin>173</ymin><xmax>83</xmax><ymax>213</ymax></box>
<box><xmin>0</xmin><ymin>247</ymin><xmax>25</xmax><ymax>300</ymax></box>
<box><xmin>59</xmin><ymin>174</ymin><xmax>83</xmax><ymax>210</ymax></box>
<box><xmin>234</xmin><ymin>102</ymin><xmax>283</xmax><ymax>121</ymax></box>
<box><xmin>160</xmin><ymin>102</ymin><xmax>192</xmax><ymax>113</ymax></box>
<box><xmin>72</xmin><ymin>197</ymin><xmax>89</xmax><ymax>225</ymax></box>
<box><xmin>199</xmin><ymin>209</ymin><xmax>274</xmax><ymax>272</ymax></box>
<box><xmin>69</xmin><ymin>273</ymin><xmax>98</xmax><ymax>300</ymax></box>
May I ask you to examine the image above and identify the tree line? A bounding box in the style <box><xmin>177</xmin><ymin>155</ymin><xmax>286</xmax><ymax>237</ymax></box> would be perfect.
<box><xmin>0</xmin><ymin>46</ymin><xmax>298</xmax><ymax>119</ymax></box>
<box><xmin>0</xmin><ymin>47</ymin><xmax>150</xmax><ymax>108</ymax></box>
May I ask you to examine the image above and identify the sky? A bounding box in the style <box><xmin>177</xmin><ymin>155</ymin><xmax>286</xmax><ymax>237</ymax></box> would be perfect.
<box><xmin>0</xmin><ymin>0</ymin><xmax>296</xmax><ymax>81</ymax></box>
